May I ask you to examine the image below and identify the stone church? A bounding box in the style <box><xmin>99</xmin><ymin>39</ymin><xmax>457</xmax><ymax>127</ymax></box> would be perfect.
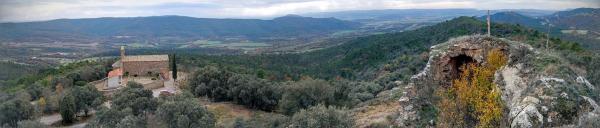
<box><xmin>106</xmin><ymin>46</ymin><xmax>169</xmax><ymax>89</ymax></box>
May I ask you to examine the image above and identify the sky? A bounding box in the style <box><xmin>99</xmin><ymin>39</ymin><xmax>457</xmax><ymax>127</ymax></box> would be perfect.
<box><xmin>0</xmin><ymin>0</ymin><xmax>598</xmax><ymax>22</ymax></box>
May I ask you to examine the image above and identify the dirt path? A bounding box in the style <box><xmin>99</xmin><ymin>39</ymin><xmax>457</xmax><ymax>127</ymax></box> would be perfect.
<box><xmin>39</xmin><ymin>113</ymin><xmax>62</xmax><ymax>125</ymax></box>
<box><xmin>39</xmin><ymin>111</ymin><xmax>97</xmax><ymax>128</ymax></box>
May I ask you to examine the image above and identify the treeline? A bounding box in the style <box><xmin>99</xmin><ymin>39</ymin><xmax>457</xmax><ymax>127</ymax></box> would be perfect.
<box><xmin>0</xmin><ymin>60</ymin><xmax>113</xmax><ymax>127</ymax></box>
<box><xmin>0</xmin><ymin>84</ymin><xmax>104</xmax><ymax>127</ymax></box>
<box><xmin>188</xmin><ymin>65</ymin><xmax>382</xmax><ymax>114</ymax></box>
<box><xmin>0</xmin><ymin>62</ymin><xmax>42</xmax><ymax>82</ymax></box>
<box><xmin>89</xmin><ymin>81</ymin><xmax>355</xmax><ymax>128</ymax></box>
<box><xmin>1</xmin><ymin>60</ymin><xmax>113</xmax><ymax>93</ymax></box>
<box><xmin>86</xmin><ymin>82</ymin><xmax>216</xmax><ymax>128</ymax></box>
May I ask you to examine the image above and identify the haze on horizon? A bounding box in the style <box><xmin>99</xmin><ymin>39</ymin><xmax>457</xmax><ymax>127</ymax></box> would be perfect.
<box><xmin>1</xmin><ymin>0</ymin><xmax>599</xmax><ymax>22</ymax></box>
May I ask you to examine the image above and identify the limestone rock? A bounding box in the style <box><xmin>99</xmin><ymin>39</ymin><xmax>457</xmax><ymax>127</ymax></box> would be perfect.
<box><xmin>393</xmin><ymin>35</ymin><xmax>600</xmax><ymax>127</ymax></box>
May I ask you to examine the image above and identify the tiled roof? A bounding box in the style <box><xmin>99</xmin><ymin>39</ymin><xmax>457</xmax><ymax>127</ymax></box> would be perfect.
<box><xmin>108</xmin><ymin>68</ymin><xmax>123</xmax><ymax>77</ymax></box>
<box><xmin>122</xmin><ymin>55</ymin><xmax>169</xmax><ymax>62</ymax></box>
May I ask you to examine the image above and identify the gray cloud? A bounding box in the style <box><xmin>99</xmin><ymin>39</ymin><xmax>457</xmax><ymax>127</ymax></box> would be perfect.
<box><xmin>0</xmin><ymin>0</ymin><xmax>598</xmax><ymax>22</ymax></box>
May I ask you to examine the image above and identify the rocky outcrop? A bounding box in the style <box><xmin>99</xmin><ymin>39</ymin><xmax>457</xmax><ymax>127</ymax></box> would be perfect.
<box><xmin>395</xmin><ymin>35</ymin><xmax>600</xmax><ymax>128</ymax></box>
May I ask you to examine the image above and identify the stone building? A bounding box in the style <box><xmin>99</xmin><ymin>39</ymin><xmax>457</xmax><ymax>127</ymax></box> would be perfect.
<box><xmin>105</xmin><ymin>46</ymin><xmax>169</xmax><ymax>89</ymax></box>
<box><xmin>112</xmin><ymin>46</ymin><xmax>169</xmax><ymax>78</ymax></box>
<box><xmin>120</xmin><ymin>55</ymin><xmax>169</xmax><ymax>77</ymax></box>
<box><xmin>106</xmin><ymin>68</ymin><xmax>123</xmax><ymax>89</ymax></box>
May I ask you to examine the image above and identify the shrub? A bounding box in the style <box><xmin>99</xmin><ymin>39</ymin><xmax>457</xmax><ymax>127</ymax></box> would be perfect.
<box><xmin>17</xmin><ymin>120</ymin><xmax>47</xmax><ymax>128</ymax></box>
<box><xmin>157</xmin><ymin>95</ymin><xmax>215</xmax><ymax>128</ymax></box>
<box><xmin>554</xmin><ymin>97</ymin><xmax>578</xmax><ymax>123</ymax></box>
<box><xmin>437</xmin><ymin>48</ymin><xmax>507</xmax><ymax>127</ymax></box>
<box><xmin>290</xmin><ymin>104</ymin><xmax>354</xmax><ymax>128</ymax></box>
<box><xmin>245</xmin><ymin>113</ymin><xmax>290</xmax><ymax>128</ymax></box>
<box><xmin>279</xmin><ymin>79</ymin><xmax>334</xmax><ymax>115</ymax></box>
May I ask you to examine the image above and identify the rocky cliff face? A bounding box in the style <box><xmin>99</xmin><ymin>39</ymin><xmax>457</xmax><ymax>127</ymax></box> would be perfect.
<box><xmin>395</xmin><ymin>35</ymin><xmax>599</xmax><ymax>127</ymax></box>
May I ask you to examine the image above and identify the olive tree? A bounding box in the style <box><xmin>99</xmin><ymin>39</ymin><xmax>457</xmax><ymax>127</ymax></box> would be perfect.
<box><xmin>0</xmin><ymin>99</ymin><xmax>35</xmax><ymax>127</ymax></box>
<box><xmin>59</xmin><ymin>92</ymin><xmax>77</xmax><ymax>123</ymax></box>
<box><xmin>157</xmin><ymin>95</ymin><xmax>215</xmax><ymax>128</ymax></box>
<box><xmin>112</xmin><ymin>82</ymin><xmax>157</xmax><ymax>115</ymax></box>
<box><xmin>279</xmin><ymin>79</ymin><xmax>334</xmax><ymax>115</ymax></box>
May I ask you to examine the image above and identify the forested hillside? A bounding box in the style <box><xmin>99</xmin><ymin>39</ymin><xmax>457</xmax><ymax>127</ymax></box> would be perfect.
<box><xmin>480</xmin><ymin>8</ymin><xmax>600</xmax><ymax>51</ymax></box>
<box><xmin>0</xmin><ymin>62</ymin><xmax>42</xmax><ymax>87</ymax></box>
<box><xmin>0</xmin><ymin>15</ymin><xmax>360</xmax><ymax>42</ymax></box>
<box><xmin>177</xmin><ymin>16</ymin><xmax>599</xmax><ymax>127</ymax></box>
<box><xmin>179</xmin><ymin>16</ymin><xmax>580</xmax><ymax>82</ymax></box>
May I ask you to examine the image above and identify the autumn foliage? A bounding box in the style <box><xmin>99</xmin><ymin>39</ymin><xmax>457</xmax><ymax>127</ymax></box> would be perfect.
<box><xmin>437</xmin><ymin>48</ymin><xmax>507</xmax><ymax>128</ymax></box>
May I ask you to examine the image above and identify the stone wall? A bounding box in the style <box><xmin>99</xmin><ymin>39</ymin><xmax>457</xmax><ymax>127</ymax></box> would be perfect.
<box><xmin>143</xmin><ymin>80</ymin><xmax>164</xmax><ymax>90</ymax></box>
<box><xmin>123</xmin><ymin>61</ymin><xmax>168</xmax><ymax>76</ymax></box>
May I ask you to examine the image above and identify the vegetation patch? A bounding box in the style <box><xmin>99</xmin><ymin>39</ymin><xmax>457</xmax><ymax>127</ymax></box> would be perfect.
<box><xmin>436</xmin><ymin>48</ymin><xmax>507</xmax><ymax>127</ymax></box>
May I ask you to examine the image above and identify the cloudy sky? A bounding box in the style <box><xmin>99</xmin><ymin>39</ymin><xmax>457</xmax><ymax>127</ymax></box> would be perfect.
<box><xmin>0</xmin><ymin>0</ymin><xmax>598</xmax><ymax>22</ymax></box>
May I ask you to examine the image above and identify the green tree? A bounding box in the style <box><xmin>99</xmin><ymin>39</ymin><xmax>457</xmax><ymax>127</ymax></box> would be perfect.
<box><xmin>157</xmin><ymin>96</ymin><xmax>215</xmax><ymax>128</ymax></box>
<box><xmin>86</xmin><ymin>107</ymin><xmax>133</xmax><ymax>128</ymax></box>
<box><xmin>176</xmin><ymin>115</ymin><xmax>191</xmax><ymax>128</ymax></box>
<box><xmin>0</xmin><ymin>99</ymin><xmax>35</xmax><ymax>127</ymax></box>
<box><xmin>116</xmin><ymin>115</ymin><xmax>146</xmax><ymax>128</ymax></box>
<box><xmin>279</xmin><ymin>79</ymin><xmax>334</xmax><ymax>115</ymax></box>
<box><xmin>59</xmin><ymin>93</ymin><xmax>77</xmax><ymax>123</ymax></box>
<box><xmin>256</xmin><ymin>70</ymin><xmax>265</xmax><ymax>79</ymax></box>
<box><xmin>189</xmin><ymin>66</ymin><xmax>281</xmax><ymax>111</ymax></box>
<box><xmin>26</xmin><ymin>84</ymin><xmax>44</xmax><ymax>100</ymax></box>
<box><xmin>71</xmin><ymin>85</ymin><xmax>103</xmax><ymax>116</ymax></box>
<box><xmin>112</xmin><ymin>82</ymin><xmax>157</xmax><ymax>115</ymax></box>
<box><xmin>290</xmin><ymin>104</ymin><xmax>354</xmax><ymax>128</ymax></box>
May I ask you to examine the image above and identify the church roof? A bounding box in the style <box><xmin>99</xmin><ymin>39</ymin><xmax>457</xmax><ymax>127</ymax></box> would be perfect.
<box><xmin>123</xmin><ymin>55</ymin><xmax>169</xmax><ymax>62</ymax></box>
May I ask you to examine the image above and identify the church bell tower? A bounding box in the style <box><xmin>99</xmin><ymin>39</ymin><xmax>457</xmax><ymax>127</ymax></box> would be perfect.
<box><xmin>120</xmin><ymin>46</ymin><xmax>125</xmax><ymax>59</ymax></box>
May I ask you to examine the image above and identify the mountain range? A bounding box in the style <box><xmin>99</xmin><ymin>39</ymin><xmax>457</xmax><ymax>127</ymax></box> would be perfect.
<box><xmin>301</xmin><ymin>9</ymin><xmax>555</xmax><ymax>22</ymax></box>
<box><xmin>477</xmin><ymin>8</ymin><xmax>600</xmax><ymax>51</ymax></box>
<box><xmin>0</xmin><ymin>15</ymin><xmax>360</xmax><ymax>42</ymax></box>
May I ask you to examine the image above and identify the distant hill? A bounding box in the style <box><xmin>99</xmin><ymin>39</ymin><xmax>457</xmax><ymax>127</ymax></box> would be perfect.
<box><xmin>303</xmin><ymin>9</ymin><xmax>485</xmax><ymax>21</ymax></box>
<box><xmin>479</xmin><ymin>8</ymin><xmax>599</xmax><ymax>30</ymax></box>
<box><xmin>546</xmin><ymin>8</ymin><xmax>600</xmax><ymax>30</ymax></box>
<box><xmin>0</xmin><ymin>15</ymin><xmax>361</xmax><ymax>42</ymax></box>
<box><xmin>478</xmin><ymin>12</ymin><xmax>544</xmax><ymax>29</ymax></box>
<box><xmin>302</xmin><ymin>9</ymin><xmax>554</xmax><ymax>22</ymax></box>
<box><xmin>495</xmin><ymin>9</ymin><xmax>556</xmax><ymax>17</ymax></box>
<box><xmin>478</xmin><ymin>8</ymin><xmax>600</xmax><ymax>51</ymax></box>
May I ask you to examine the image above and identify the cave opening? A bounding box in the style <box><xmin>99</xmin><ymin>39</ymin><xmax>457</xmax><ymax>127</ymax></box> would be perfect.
<box><xmin>449</xmin><ymin>54</ymin><xmax>476</xmax><ymax>80</ymax></box>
